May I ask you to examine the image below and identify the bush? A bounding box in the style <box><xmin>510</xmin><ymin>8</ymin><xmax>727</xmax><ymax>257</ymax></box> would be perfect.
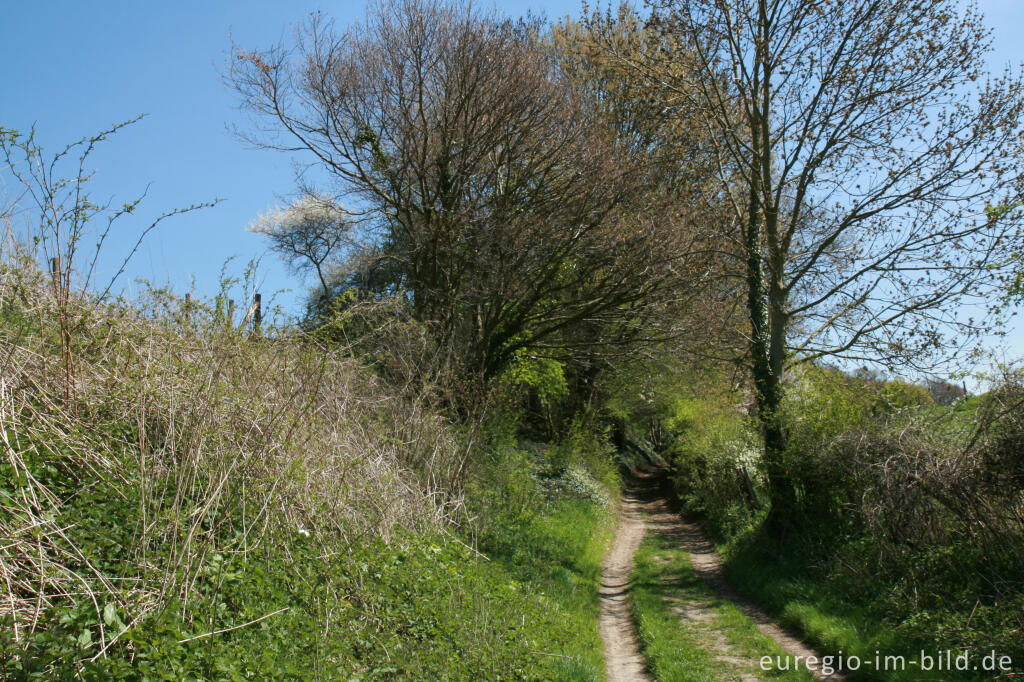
<box><xmin>662</xmin><ymin>394</ymin><xmax>764</xmax><ymax>539</ymax></box>
<box><xmin>636</xmin><ymin>360</ymin><xmax>1023</xmax><ymax>674</ymax></box>
<box><xmin>719</xmin><ymin>365</ymin><xmax>1024</xmax><ymax>675</ymax></box>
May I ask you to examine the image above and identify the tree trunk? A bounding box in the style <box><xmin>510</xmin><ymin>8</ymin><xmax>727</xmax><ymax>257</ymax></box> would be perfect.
<box><xmin>748</xmin><ymin>293</ymin><xmax>793</xmax><ymax>519</ymax></box>
<box><xmin>765</xmin><ymin>266</ymin><xmax>796</xmax><ymax>522</ymax></box>
<box><xmin>749</xmin><ymin>272</ymin><xmax>795</xmax><ymax>526</ymax></box>
<box><xmin>751</xmin><ymin>0</ymin><xmax>796</xmax><ymax>527</ymax></box>
<box><xmin>744</xmin><ymin>178</ymin><xmax>793</xmax><ymax>522</ymax></box>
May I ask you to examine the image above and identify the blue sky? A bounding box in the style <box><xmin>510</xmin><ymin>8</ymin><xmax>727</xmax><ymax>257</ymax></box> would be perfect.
<box><xmin>0</xmin><ymin>0</ymin><xmax>583</xmax><ymax>310</ymax></box>
<box><xmin>2</xmin><ymin>0</ymin><xmax>1023</xmax><ymax>374</ymax></box>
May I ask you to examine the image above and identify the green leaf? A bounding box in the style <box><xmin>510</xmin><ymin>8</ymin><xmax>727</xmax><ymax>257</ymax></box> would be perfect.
<box><xmin>78</xmin><ymin>629</ymin><xmax>92</xmax><ymax>648</ymax></box>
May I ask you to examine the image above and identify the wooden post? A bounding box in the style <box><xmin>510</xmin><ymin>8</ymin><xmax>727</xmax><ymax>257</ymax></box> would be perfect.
<box><xmin>253</xmin><ymin>293</ymin><xmax>262</xmax><ymax>332</ymax></box>
<box><xmin>50</xmin><ymin>257</ymin><xmax>61</xmax><ymax>299</ymax></box>
<box><xmin>227</xmin><ymin>299</ymin><xmax>235</xmax><ymax>327</ymax></box>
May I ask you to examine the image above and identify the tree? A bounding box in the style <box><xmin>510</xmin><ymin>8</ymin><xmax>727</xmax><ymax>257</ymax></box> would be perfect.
<box><xmin>622</xmin><ymin>0</ymin><xmax>1024</xmax><ymax>516</ymax></box>
<box><xmin>230</xmin><ymin>0</ymin><xmax>694</xmax><ymax>380</ymax></box>
<box><xmin>248</xmin><ymin>191</ymin><xmax>352</xmax><ymax>301</ymax></box>
<box><xmin>553</xmin><ymin>6</ymin><xmax>712</xmax><ymax>198</ymax></box>
<box><xmin>553</xmin><ymin>7</ymin><xmax>750</xmax><ymax>368</ymax></box>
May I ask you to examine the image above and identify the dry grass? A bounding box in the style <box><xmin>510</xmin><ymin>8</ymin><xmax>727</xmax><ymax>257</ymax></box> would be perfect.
<box><xmin>0</xmin><ymin>247</ymin><xmax>467</xmax><ymax>654</ymax></box>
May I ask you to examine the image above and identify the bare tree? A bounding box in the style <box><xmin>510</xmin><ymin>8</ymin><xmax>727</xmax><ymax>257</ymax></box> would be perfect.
<box><xmin>230</xmin><ymin>0</ymin><xmax>695</xmax><ymax>379</ymax></box>
<box><xmin>624</xmin><ymin>0</ymin><xmax>1024</xmax><ymax>515</ymax></box>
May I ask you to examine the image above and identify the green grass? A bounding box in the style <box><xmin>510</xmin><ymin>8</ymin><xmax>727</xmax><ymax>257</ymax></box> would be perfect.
<box><xmin>3</xmin><ymin>486</ymin><xmax>616</xmax><ymax>682</ymax></box>
<box><xmin>630</xmin><ymin>530</ymin><xmax>815</xmax><ymax>682</ymax></box>
<box><xmin>1</xmin><ymin>411</ymin><xmax>619</xmax><ymax>680</ymax></box>
<box><xmin>489</xmin><ymin>499</ymin><xmax>617</xmax><ymax>681</ymax></box>
<box><xmin>464</xmin><ymin>446</ymin><xmax>614</xmax><ymax>679</ymax></box>
<box><xmin>723</xmin><ymin>530</ymin><xmax>1015</xmax><ymax>681</ymax></box>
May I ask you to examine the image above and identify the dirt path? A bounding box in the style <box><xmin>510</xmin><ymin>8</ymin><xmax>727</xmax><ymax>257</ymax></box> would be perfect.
<box><xmin>599</xmin><ymin>484</ymin><xmax>653</xmax><ymax>681</ymax></box>
<box><xmin>599</xmin><ymin>466</ymin><xmax>846</xmax><ymax>682</ymax></box>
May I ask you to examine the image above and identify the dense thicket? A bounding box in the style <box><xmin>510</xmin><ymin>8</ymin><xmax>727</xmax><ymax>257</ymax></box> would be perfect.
<box><xmin>613</xmin><ymin>359</ymin><xmax>1024</xmax><ymax>671</ymax></box>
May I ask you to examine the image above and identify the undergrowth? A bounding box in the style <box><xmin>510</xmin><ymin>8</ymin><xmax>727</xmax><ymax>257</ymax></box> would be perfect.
<box><xmin>618</xmin><ymin>361</ymin><xmax>1024</xmax><ymax>679</ymax></box>
<box><xmin>0</xmin><ymin>254</ymin><xmax>619</xmax><ymax>680</ymax></box>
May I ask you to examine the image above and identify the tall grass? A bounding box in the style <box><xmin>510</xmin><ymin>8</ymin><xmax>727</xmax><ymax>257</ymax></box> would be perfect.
<box><xmin>0</xmin><ymin>238</ymin><xmax>629</xmax><ymax>679</ymax></box>
<box><xmin>0</xmin><ymin>245</ymin><xmax>470</xmax><ymax>674</ymax></box>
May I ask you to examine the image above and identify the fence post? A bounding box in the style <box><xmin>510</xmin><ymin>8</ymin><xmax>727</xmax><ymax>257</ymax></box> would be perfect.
<box><xmin>49</xmin><ymin>257</ymin><xmax>62</xmax><ymax>300</ymax></box>
<box><xmin>253</xmin><ymin>293</ymin><xmax>262</xmax><ymax>333</ymax></box>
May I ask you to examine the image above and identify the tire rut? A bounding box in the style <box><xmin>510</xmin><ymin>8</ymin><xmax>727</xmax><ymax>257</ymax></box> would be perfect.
<box><xmin>599</xmin><ymin>485</ymin><xmax>653</xmax><ymax>681</ymax></box>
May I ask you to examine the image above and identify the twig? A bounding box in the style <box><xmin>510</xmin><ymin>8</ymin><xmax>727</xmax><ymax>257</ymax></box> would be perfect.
<box><xmin>177</xmin><ymin>607</ymin><xmax>289</xmax><ymax>644</ymax></box>
<box><xmin>966</xmin><ymin>599</ymin><xmax>980</xmax><ymax>629</ymax></box>
<box><xmin>440</xmin><ymin>526</ymin><xmax>489</xmax><ymax>561</ymax></box>
<box><xmin>87</xmin><ymin>609</ymin><xmax>150</xmax><ymax>662</ymax></box>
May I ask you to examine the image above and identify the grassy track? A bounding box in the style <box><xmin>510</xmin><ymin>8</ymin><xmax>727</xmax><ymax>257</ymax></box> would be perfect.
<box><xmin>631</xmin><ymin>529</ymin><xmax>817</xmax><ymax>682</ymax></box>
